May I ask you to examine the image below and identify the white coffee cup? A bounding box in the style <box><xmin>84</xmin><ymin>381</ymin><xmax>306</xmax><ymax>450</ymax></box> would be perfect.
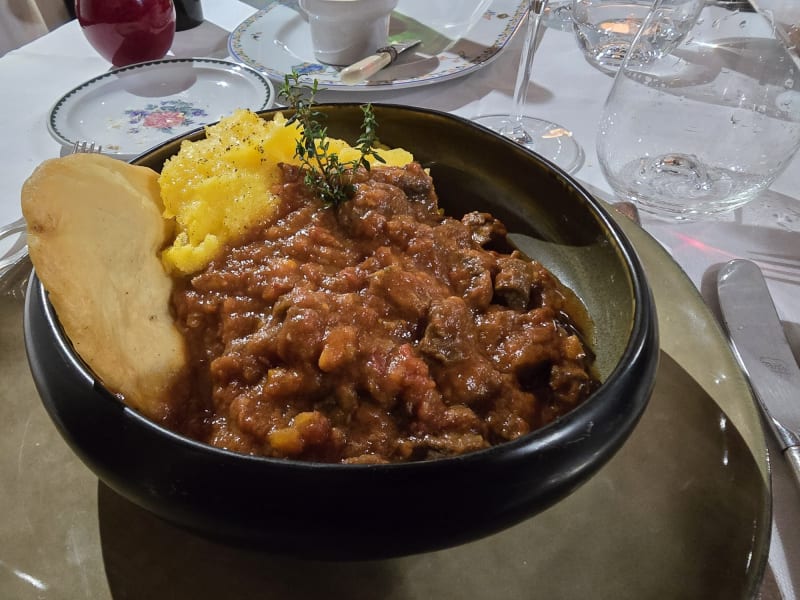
<box><xmin>299</xmin><ymin>0</ymin><xmax>399</xmax><ymax>66</ymax></box>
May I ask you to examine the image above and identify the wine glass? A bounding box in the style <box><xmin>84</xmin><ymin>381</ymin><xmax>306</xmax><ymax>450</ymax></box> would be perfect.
<box><xmin>76</xmin><ymin>0</ymin><xmax>176</xmax><ymax>68</ymax></box>
<box><xmin>596</xmin><ymin>0</ymin><xmax>800</xmax><ymax>220</ymax></box>
<box><xmin>474</xmin><ymin>0</ymin><xmax>583</xmax><ymax>173</ymax></box>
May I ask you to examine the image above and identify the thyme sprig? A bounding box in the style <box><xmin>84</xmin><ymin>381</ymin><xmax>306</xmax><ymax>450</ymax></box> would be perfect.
<box><xmin>278</xmin><ymin>71</ymin><xmax>385</xmax><ymax>206</ymax></box>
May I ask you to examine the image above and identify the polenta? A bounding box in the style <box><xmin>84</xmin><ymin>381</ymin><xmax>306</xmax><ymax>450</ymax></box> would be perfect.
<box><xmin>159</xmin><ymin>109</ymin><xmax>414</xmax><ymax>275</ymax></box>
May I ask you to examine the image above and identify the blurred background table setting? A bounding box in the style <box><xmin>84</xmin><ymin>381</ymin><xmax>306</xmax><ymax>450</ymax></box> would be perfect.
<box><xmin>1</xmin><ymin>0</ymin><xmax>799</xmax><ymax>598</ymax></box>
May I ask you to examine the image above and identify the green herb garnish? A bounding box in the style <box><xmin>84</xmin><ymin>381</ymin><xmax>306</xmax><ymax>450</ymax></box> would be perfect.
<box><xmin>278</xmin><ymin>71</ymin><xmax>385</xmax><ymax>206</ymax></box>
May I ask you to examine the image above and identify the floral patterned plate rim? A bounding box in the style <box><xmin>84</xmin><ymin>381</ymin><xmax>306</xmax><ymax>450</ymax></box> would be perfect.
<box><xmin>47</xmin><ymin>58</ymin><xmax>274</xmax><ymax>160</ymax></box>
<box><xmin>228</xmin><ymin>0</ymin><xmax>528</xmax><ymax>91</ymax></box>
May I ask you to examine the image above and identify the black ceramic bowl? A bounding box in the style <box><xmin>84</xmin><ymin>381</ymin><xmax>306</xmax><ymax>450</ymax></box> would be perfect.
<box><xmin>24</xmin><ymin>104</ymin><xmax>658</xmax><ymax>560</ymax></box>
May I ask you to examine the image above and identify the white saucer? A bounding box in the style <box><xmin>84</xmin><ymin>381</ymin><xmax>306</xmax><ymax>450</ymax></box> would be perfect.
<box><xmin>228</xmin><ymin>0</ymin><xmax>527</xmax><ymax>91</ymax></box>
<box><xmin>48</xmin><ymin>58</ymin><xmax>275</xmax><ymax>160</ymax></box>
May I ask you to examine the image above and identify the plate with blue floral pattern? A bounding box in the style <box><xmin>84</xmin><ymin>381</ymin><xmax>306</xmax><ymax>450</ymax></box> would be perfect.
<box><xmin>47</xmin><ymin>58</ymin><xmax>274</xmax><ymax>160</ymax></box>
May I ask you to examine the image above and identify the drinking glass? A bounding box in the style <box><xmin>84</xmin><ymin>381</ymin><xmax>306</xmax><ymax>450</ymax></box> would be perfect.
<box><xmin>540</xmin><ymin>0</ymin><xmax>574</xmax><ymax>31</ymax></box>
<box><xmin>572</xmin><ymin>0</ymin><xmax>652</xmax><ymax>74</ymax></box>
<box><xmin>597</xmin><ymin>0</ymin><xmax>800</xmax><ymax>220</ymax></box>
<box><xmin>571</xmin><ymin>0</ymin><xmax>701</xmax><ymax>75</ymax></box>
<box><xmin>474</xmin><ymin>0</ymin><xmax>584</xmax><ymax>173</ymax></box>
<box><xmin>76</xmin><ymin>0</ymin><xmax>176</xmax><ymax>67</ymax></box>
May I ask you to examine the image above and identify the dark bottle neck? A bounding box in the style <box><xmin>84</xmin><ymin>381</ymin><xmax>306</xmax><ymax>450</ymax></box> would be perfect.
<box><xmin>175</xmin><ymin>0</ymin><xmax>204</xmax><ymax>31</ymax></box>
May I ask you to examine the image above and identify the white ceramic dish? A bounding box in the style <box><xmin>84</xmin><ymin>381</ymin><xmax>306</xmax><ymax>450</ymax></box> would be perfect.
<box><xmin>299</xmin><ymin>0</ymin><xmax>398</xmax><ymax>66</ymax></box>
<box><xmin>228</xmin><ymin>0</ymin><xmax>527</xmax><ymax>91</ymax></box>
<box><xmin>47</xmin><ymin>58</ymin><xmax>274</xmax><ymax>160</ymax></box>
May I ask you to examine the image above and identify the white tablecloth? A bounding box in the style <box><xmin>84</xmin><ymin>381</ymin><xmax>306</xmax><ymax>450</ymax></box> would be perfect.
<box><xmin>0</xmin><ymin>1</ymin><xmax>798</xmax><ymax>597</ymax></box>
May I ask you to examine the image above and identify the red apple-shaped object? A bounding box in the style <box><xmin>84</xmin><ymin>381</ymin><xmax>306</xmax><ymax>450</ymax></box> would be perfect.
<box><xmin>76</xmin><ymin>0</ymin><xmax>176</xmax><ymax>67</ymax></box>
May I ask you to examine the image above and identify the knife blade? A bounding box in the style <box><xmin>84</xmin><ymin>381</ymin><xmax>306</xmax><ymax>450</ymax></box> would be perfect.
<box><xmin>339</xmin><ymin>39</ymin><xmax>421</xmax><ymax>85</ymax></box>
<box><xmin>717</xmin><ymin>259</ymin><xmax>800</xmax><ymax>490</ymax></box>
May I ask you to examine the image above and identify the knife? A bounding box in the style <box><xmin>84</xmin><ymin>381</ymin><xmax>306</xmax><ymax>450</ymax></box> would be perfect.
<box><xmin>717</xmin><ymin>259</ymin><xmax>800</xmax><ymax>490</ymax></box>
<box><xmin>339</xmin><ymin>39</ymin><xmax>421</xmax><ymax>85</ymax></box>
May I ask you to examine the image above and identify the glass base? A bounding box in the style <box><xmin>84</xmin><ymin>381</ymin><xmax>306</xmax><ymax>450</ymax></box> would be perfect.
<box><xmin>474</xmin><ymin>114</ymin><xmax>584</xmax><ymax>174</ymax></box>
<box><xmin>607</xmin><ymin>154</ymin><xmax>765</xmax><ymax>221</ymax></box>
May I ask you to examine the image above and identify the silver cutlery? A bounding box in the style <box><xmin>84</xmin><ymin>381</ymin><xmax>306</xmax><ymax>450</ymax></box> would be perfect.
<box><xmin>748</xmin><ymin>250</ymin><xmax>800</xmax><ymax>286</ymax></box>
<box><xmin>717</xmin><ymin>258</ymin><xmax>800</xmax><ymax>490</ymax></box>
<box><xmin>339</xmin><ymin>39</ymin><xmax>421</xmax><ymax>85</ymax></box>
<box><xmin>0</xmin><ymin>220</ymin><xmax>30</xmax><ymax>299</ymax></box>
<box><xmin>0</xmin><ymin>216</ymin><xmax>25</xmax><ymax>269</ymax></box>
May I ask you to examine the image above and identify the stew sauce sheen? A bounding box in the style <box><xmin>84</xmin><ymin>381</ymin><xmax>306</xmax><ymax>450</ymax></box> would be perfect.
<box><xmin>171</xmin><ymin>163</ymin><xmax>598</xmax><ymax>463</ymax></box>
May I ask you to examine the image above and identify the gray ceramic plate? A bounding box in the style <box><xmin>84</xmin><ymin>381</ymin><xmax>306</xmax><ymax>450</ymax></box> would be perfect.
<box><xmin>0</xmin><ymin>208</ymin><xmax>769</xmax><ymax>598</ymax></box>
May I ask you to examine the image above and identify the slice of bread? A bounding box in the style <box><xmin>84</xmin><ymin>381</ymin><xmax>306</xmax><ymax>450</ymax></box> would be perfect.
<box><xmin>22</xmin><ymin>152</ymin><xmax>186</xmax><ymax>421</ymax></box>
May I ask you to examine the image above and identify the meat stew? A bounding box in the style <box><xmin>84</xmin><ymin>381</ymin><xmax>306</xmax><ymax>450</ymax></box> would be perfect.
<box><xmin>170</xmin><ymin>163</ymin><xmax>599</xmax><ymax>463</ymax></box>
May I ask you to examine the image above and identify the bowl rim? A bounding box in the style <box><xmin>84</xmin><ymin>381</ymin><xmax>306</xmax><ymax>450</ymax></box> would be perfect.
<box><xmin>31</xmin><ymin>102</ymin><xmax>657</xmax><ymax>472</ymax></box>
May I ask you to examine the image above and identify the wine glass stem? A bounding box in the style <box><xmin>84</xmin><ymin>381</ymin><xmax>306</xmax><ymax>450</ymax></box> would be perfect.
<box><xmin>511</xmin><ymin>0</ymin><xmax>548</xmax><ymax>140</ymax></box>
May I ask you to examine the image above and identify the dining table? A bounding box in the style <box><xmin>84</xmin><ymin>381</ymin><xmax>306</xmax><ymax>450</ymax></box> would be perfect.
<box><xmin>1</xmin><ymin>0</ymin><xmax>798</xmax><ymax>598</ymax></box>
